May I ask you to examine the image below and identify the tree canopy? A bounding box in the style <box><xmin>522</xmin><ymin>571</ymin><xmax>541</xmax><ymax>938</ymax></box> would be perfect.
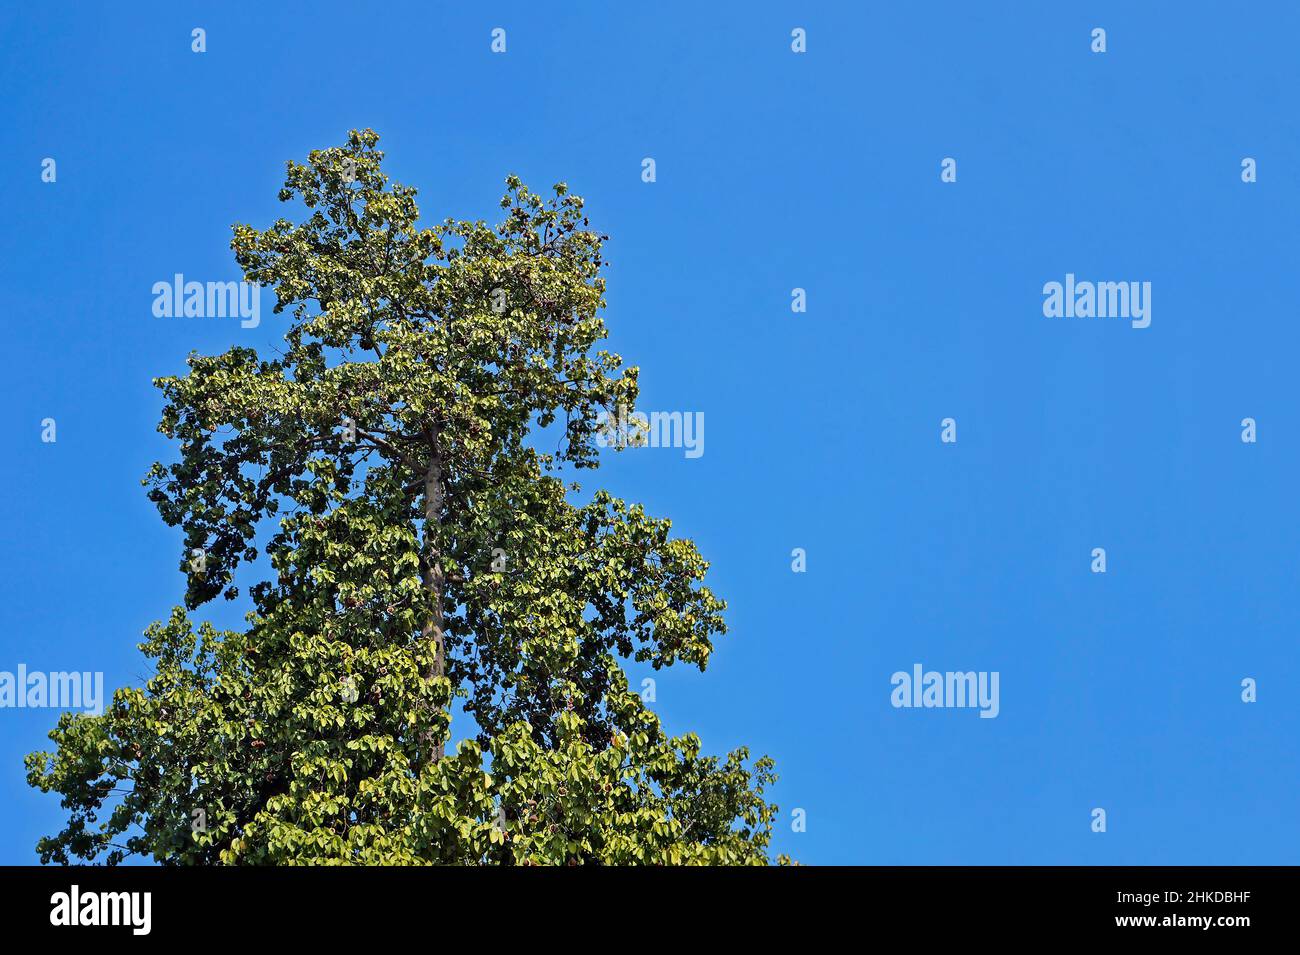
<box><xmin>26</xmin><ymin>130</ymin><xmax>781</xmax><ymax>865</ymax></box>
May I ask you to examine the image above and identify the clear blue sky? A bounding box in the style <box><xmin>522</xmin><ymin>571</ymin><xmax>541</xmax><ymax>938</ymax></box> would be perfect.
<box><xmin>2</xmin><ymin>1</ymin><xmax>1297</xmax><ymax>865</ymax></box>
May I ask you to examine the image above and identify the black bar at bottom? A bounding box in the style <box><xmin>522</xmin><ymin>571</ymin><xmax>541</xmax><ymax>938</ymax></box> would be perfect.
<box><xmin>0</xmin><ymin>865</ymin><xmax>1287</xmax><ymax>941</ymax></box>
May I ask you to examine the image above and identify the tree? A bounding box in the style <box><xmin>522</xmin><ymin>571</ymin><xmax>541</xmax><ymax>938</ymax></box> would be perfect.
<box><xmin>26</xmin><ymin>130</ymin><xmax>781</xmax><ymax>865</ymax></box>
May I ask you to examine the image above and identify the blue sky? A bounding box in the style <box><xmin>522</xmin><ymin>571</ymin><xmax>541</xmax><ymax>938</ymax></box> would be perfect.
<box><xmin>2</xmin><ymin>1</ymin><xmax>1297</xmax><ymax>865</ymax></box>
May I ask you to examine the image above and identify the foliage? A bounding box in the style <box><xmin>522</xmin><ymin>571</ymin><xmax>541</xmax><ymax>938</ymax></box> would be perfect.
<box><xmin>26</xmin><ymin>130</ymin><xmax>780</xmax><ymax>865</ymax></box>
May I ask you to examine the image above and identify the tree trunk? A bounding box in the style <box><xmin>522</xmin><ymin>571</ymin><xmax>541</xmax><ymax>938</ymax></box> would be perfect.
<box><xmin>420</xmin><ymin>433</ymin><xmax>446</xmax><ymax>763</ymax></box>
